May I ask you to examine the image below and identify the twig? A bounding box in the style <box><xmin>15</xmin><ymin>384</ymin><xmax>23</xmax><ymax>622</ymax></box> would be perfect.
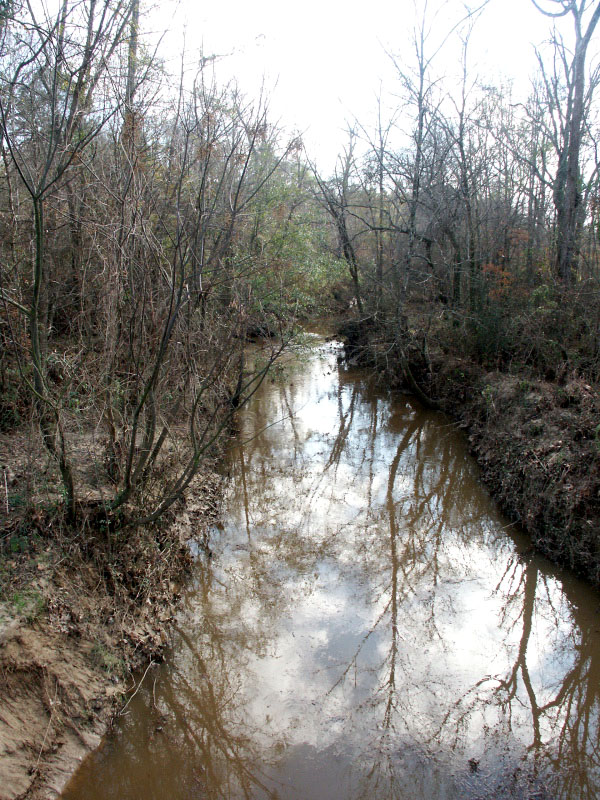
<box><xmin>119</xmin><ymin>660</ymin><xmax>155</xmax><ymax>716</ymax></box>
<box><xmin>3</xmin><ymin>468</ymin><xmax>8</xmax><ymax>514</ymax></box>
<box><xmin>34</xmin><ymin>681</ymin><xmax>59</xmax><ymax>774</ymax></box>
<box><xmin>152</xmin><ymin>676</ymin><xmax>159</xmax><ymax>711</ymax></box>
<box><xmin>34</xmin><ymin>714</ymin><xmax>54</xmax><ymax>773</ymax></box>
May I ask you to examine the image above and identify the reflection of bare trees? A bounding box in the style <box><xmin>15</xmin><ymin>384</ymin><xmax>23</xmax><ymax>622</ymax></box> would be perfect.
<box><xmin>63</xmin><ymin>554</ymin><xmax>282</xmax><ymax>800</ymax></box>
<box><xmin>429</xmin><ymin>553</ymin><xmax>600</xmax><ymax>799</ymax></box>
<box><xmin>152</xmin><ymin>608</ymin><xmax>278</xmax><ymax>800</ymax></box>
<box><xmin>314</xmin><ymin>355</ymin><xmax>600</xmax><ymax>799</ymax></box>
<box><xmin>323</xmin><ymin>376</ymin><xmax>358</xmax><ymax>473</ymax></box>
<box><xmin>65</xmin><ymin>341</ymin><xmax>600</xmax><ymax>800</ymax></box>
<box><xmin>333</xmin><ymin>408</ymin><xmax>468</xmax><ymax>798</ymax></box>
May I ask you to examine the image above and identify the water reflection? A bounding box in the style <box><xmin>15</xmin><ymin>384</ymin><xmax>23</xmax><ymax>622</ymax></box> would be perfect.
<box><xmin>62</xmin><ymin>337</ymin><xmax>600</xmax><ymax>800</ymax></box>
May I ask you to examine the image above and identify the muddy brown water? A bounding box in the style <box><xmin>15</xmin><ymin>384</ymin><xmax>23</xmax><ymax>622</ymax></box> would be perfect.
<box><xmin>62</xmin><ymin>335</ymin><xmax>600</xmax><ymax>800</ymax></box>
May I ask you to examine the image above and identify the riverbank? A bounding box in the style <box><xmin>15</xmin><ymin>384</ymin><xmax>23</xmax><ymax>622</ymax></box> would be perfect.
<box><xmin>0</xmin><ymin>456</ymin><xmax>222</xmax><ymax>800</ymax></box>
<box><xmin>339</xmin><ymin>314</ymin><xmax>600</xmax><ymax>587</ymax></box>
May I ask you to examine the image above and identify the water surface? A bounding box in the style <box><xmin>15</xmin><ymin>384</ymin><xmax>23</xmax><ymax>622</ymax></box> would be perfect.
<box><xmin>62</xmin><ymin>336</ymin><xmax>600</xmax><ymax>799</ymax></box>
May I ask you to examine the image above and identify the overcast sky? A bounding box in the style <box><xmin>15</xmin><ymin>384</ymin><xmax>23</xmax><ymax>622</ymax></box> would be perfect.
<box><xmin>150</xmin><ymin>0</ymin><xmax>571</xmax><ymax>169</ymax></box>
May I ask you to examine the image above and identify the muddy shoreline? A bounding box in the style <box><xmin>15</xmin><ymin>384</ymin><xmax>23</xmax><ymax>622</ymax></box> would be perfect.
<box><xmin>339</xmin><ymin>317</ymin><xmax>600</xmax><ymax>587</ymax></box>
<box><xmin>0</xmin><ymin>467</ymin><xmax>222</xmax><ymax>800</ymax></box>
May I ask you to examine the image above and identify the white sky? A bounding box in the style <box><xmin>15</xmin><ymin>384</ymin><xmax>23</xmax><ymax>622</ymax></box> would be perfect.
<box><xmin>150</xmin><ymin>0</ymin><xmax>570</xmax><ymax>170</ymax></box>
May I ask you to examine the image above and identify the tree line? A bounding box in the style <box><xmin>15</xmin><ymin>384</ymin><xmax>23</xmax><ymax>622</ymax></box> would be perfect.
<box><xmin>0</xmin><ymin>0</ymin><xmax>599</xmax><ymax>529</ymax></box>
<box><xmin>315</xmin><ymin>0</ymin><xmax>600</xmax><ymax>383</ymax></box>
<box><xmin>0</xmin><ymin>0</ymin><xmax>337</xmax><ymax>527</ymax></box>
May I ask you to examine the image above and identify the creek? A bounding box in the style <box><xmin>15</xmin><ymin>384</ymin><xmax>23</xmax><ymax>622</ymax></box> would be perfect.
<box><xmin>62</xmin><ymin>334</ymin><xmax>600</xmax><ymax>799</ymax></box>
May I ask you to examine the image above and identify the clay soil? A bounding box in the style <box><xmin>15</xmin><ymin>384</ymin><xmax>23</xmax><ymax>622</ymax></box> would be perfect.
<box><xmin>0</xmin><ymin>431</ymin><xmax>223</xmax><ymax>800</ymax></box>
<box><xmin>437</xmin><ymin>364</ymin><xmax>600</xmax><ymax>581</ymax></box>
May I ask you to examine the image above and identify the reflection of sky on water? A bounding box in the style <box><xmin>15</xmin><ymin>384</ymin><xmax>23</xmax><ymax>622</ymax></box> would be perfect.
<box><xmin>62</xmin><ymin>337</ymin><xmax>600</xmax><ymax>800</ymax></box>
<box><xmin>209</xmin><ymin>339</ymin><xmax>600</xmax><ymax>796</ymax></box>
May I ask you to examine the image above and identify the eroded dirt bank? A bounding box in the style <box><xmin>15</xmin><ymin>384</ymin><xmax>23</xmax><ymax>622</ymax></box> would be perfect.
<box><xmin>0</xmin><ymin>468</ymin><xmax>222</xmax><ymax>800</ymax></box>
<box><xmin>340</xmin><ymin>317</ymin><xmax>600</xmax><ymax>586</ymax></box>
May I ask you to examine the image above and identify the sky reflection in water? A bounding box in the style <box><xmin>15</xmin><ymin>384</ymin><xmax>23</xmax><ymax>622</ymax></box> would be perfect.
<box><xmin>62</xmin><ymin>337</ymin><xmax>600</xmax><ymax>800</ymax></box>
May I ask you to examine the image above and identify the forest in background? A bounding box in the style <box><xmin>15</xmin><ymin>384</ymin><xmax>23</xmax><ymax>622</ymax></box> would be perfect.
<box><xmin>0</xmin><ymin>0</ymin><xmax>599</xmax><ymax>564</ymax></box>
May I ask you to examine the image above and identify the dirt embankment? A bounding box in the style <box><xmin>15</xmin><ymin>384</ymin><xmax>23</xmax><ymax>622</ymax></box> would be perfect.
<box><xmin>340</xmin><ymin>317</ymin><xmax>600</xmax><ymax>586</ymax></box>
<box><xmin>0</xmin><ymin>459</ymin><xmax>222</xmax><ymax>800</ymax></box>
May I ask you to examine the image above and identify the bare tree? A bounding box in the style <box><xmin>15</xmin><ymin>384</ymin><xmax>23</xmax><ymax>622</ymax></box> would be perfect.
<box><xmin>310</xmin><ymin>130</ymin><xmax>365</xmax><ymax>313</ymax></box>
<box><xmin>532</xmin><ymin>0</ymin><xmax>600</xmax><ymax>282</ymax></box>
<box><xmin>0</xmin><ymin>0</ymin><xmax>134</xmax><ymax>520</ymax></box>
<box><xmin>0</xmin><ymin>5</ymin><xmax>293</xmax><ymax>529</ymax></box>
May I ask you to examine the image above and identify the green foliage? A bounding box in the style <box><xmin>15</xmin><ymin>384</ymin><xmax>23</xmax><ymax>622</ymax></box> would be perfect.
<box><xmin>9</xmin><ymin>531</ymin><xmax>29</xmax><ymax>553</ymax></box>
<box><xmin>0</xmin><ymin>366</ymin><xmax>32</xmax><ymax>432</ymax></box>
<box><xmin>11</xmin><ymin>588</ymin><xmax>45</xmax><ymax>622</ymax></box>
<box><xmin>594</xmin><ymin>424</ymin><xmax>600</xmax><ymax>455</ymax></box>
<box><xmin>469</xmin><ymin>305</ymin><xmax>515</xmax><ymax>366</ymax></box>
<box><xmin>240</xmin><ymin>247</ymin><xmax>346</xmax><ymax>322</ymax></box>
<box><xmin>7</xmin><ymin>490</ymin><xmax>27</xmax><ymax>510</ymax></box>
<box><xmin>530</xmin><ymin>284</ymin><xmax>558</xmax><ymax>310</ymax></box>
<box><xmin>481</xmin><ymin>383</ymin><xmax>494</xmax><ymax>407</ymax></box>
<box><xmin>90</xmin><ymin>642</ymin><xmax>125</xmax><ymax>676</ymax></box>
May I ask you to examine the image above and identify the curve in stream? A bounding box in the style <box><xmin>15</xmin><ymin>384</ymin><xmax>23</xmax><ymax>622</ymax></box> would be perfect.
<box><xmin>62</xmin><ymin>335</ymin><xmax>600</xmax><ymax>800</ymax></box>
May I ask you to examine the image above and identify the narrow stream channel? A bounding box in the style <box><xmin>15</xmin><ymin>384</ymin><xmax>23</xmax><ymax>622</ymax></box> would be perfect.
<box><xmin>62</xmin><ymin>335</ymin><xmax>600</xmax><ymax>800</ymax></box>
